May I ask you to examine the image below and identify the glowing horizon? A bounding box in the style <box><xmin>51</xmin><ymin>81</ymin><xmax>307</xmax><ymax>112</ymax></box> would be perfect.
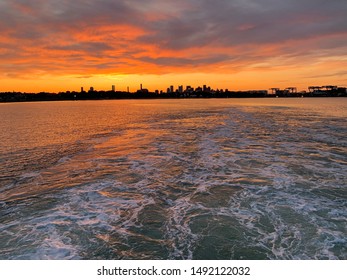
<box><xmin>1</xmin><ymin>0</ymin><xmax>347</xmax><ymax>93</ymax></box>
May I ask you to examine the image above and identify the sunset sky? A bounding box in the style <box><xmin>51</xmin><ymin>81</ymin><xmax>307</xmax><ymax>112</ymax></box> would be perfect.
<box><xmin>1</xmin><ymin>0</ymin><xmax>346</xmax><ymax>92</ymax></box>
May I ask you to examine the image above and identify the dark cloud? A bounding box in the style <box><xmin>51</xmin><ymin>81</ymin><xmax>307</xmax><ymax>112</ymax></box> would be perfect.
<box><xmin>139</xmin><ymin>54</ymin><xmax>231</xmax><ymax>67</ymax></box>
<box><xmin>48</xmin><ymin>42</ymin><xmax>114</xmax><ymax>53</ymax></box>
<box><xmin>139</xmin><ymin>0</ymin><xmax>347</xmax><ymax>49</ymax></box>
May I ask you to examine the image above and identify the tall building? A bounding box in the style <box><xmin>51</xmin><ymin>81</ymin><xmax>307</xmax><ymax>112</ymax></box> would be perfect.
<box><xmin>112</xmin><ymin>85</ymin><xmax>115</xmax><ymax>92</ymax></box>
<box><xmin>170</xmin><ymin>85</ymin><xmax>174</xmax><ymax>93</ymax></box>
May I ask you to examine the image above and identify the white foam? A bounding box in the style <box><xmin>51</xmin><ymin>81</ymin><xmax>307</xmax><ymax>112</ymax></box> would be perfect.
<box><xmin>19</xmin><ymin>171</ymin><xmax>41</xmax><ymax>179</ymax></box>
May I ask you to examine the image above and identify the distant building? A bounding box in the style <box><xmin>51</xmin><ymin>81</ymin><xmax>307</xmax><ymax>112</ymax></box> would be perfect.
<box><xmin>178</xmin><ymin>85</ymin><xmax>183</xmax><ymax>93</ymax></box>
<box><xmin>308</xmin><ymin>85</ymin><xmax>345</xmax><ymax>96</ymax></box>
<box><xmin>112</xmin><ymin>85</ymin><xmax>115</xmax><ymax>92</ymax></box>
<box><xmin>137</xmin><ymin>84</ymin><xmax>149</xmax><ymax>94</ymax></box>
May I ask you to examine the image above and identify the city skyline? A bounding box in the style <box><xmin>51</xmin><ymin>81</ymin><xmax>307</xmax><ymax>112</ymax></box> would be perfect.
<box><xmin>2</xmin><ymin>82</ymin><xmax>346</xmax><ymax>103</ymax></box>
<box><xmin>1</xmin><ymin>0</ymin><xmax>347</xmax><ymax>92</ymax></box>
<box><xmin>2</xmin><ymin>81</ymin><xmax>346</xmax><ymax>94</ymax></box>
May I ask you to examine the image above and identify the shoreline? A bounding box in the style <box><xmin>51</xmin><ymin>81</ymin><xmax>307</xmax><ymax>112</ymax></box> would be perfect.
<box><xmin>1</xmin><ymin>93</ymin><xmax>347</xmax><ymax>103</ymax></box>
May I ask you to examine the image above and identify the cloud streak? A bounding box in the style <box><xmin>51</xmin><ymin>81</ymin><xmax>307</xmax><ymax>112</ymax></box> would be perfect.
<box><xmin>0</xmin><ymin>0</ymin><xmax>346</xmax><ymax>88</ymax></box>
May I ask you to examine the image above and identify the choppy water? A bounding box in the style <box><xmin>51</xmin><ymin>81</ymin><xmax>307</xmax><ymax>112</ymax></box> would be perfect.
<box><xmin>0</xmin><ymin>98</ymin><xmax>346</xmax><ymax>260</ymax></box>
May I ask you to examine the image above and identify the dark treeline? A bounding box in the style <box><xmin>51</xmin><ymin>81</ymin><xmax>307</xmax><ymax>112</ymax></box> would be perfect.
<box><xmin>1</xmin><ymin>86</ymin><xmax>346</xmax><ymax>103</ymax></box>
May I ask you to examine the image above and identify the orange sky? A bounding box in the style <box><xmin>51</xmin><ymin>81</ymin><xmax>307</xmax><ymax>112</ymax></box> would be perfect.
<box><xmin>1</xmin><ymin>0</ymin><xmax>346</xmax><ymax>92</ymax></box>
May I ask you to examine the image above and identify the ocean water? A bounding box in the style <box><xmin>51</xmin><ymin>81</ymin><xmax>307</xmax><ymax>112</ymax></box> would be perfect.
<box><xmin>0</xmin><ymin>98</ymin><xmax>346</xmax><ymax>260</ymax></box>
